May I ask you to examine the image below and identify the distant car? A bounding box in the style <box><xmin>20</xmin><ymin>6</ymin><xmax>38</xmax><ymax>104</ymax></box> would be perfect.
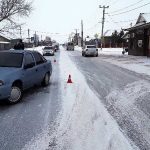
<box><xmin>9</xmin><ymin>48</ymin><xmax>15</xmax><ymax>51</ymax></box>
<box><xmin>54</xmin><ymin>45</ymin><xmax>59</xmax><ymax>51</ymax></box>
<box><xmin>66</xmin><ymin>42</ymin><xmax>74</xmax><ymax>51</ymax></box>
<box><xmin>0</xmin><ymin>50</ymin><xmax>52</xmax><ymax>104</ymax></box>
<box><xmin>82</xmin><ymin>45</ymin><xmax>98</xmax><ymax>57</ymax></box>
<box><xmin>42</xmin><ymin>46</ymin><xmax>54</xmax><ymax>56</ymax></box>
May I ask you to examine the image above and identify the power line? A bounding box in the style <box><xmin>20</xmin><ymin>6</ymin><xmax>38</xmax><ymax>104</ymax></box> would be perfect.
<box><xmin>108</xmin><ymin>0</ymin><xmax>120</xmax><ymax>6</ymax></box>
<box><xmin>109</xmin><ymin>2</ymin><xmax>150</xmax><ymax>16</ymax></box>
<box><xmin>109</xmin><ymin>0</ymin><xmax>145</xmax><ymax>14</ymax></box>
<box><xmin>107</xmin><ymin>14</ymin><xmax>122</xmax><ymax>29</ymax></box>
<box><xmin>85</xmin><ymin>23</ymin><xmax>99</xmax><ymax>31</ymax></box>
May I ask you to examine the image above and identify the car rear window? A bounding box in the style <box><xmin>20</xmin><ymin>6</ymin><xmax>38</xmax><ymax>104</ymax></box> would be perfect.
<box><xmin>44</xmin><ymin>47</ymin><xmax>53</xmax><ymax>50</ymax></box>
<box><xmin>87</xmin><ymin>46</ymin><xmax>96</xmax><ymax>48</ymax></box>
<box><xmin>68</xmin><ymin>43</ymin><xmax>74</xmax><ymax>46</ymax></box>
<box><xmin>0</xmin><ymin>52</ymin><xmax>23</xmax><ymax>68</ymax></box>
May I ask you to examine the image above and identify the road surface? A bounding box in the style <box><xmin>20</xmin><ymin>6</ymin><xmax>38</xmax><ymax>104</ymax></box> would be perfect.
<box><xmin>68</xmin><ymin>49</ymin><xmax>150</xmax><ymax>150</ymax></box>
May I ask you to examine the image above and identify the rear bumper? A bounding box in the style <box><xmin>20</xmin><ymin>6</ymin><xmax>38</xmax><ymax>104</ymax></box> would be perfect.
<box><xmin>0</xmin><ymin>84</ymin><xmax>11</xmax><ymax>100</ymax></box>
<box><xmin>43</xmin><ymin>53</ymin><xmax>54</xmax><ymax>56</ymax></box>
<box><xmin>85</xmin><ymin>51</ymin><xmax>98</xmax><ymax>56</ymax></box>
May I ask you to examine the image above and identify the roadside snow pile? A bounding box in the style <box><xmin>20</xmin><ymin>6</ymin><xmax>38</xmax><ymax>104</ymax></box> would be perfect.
<box><xmin>49</xmin><ymin>49</ymin><xmax>138</xmax><ymax>150</ymax></box>
<box><xmin>99</xmin><ymin>48</ymin><xmax>125</xmax><ymax>55</ymax></box>
<box><xmin>106</xmin><ymin>80</ymin><xmax>150</xmax><ymax>149</ymax></box>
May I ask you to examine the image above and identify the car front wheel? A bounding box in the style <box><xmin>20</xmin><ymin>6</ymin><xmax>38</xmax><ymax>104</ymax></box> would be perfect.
<box><xmin>42</xmin><ymin>73</ymin><xmax>50</xmax><ymax>86</ymax></box>
<box><xmin>8</xmin><ymin>85</ymin><xmax>22</xmax><ymax>104</ymax></box>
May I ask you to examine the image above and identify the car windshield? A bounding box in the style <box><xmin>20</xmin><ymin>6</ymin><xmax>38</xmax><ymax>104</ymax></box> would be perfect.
<box><xmin>0</xmin><ymin>52</ymin><xmax>23</xmax><ymax>68</ymax></box>
<box><xmin>44</xmin><ymin>47</ymin><xmax>53</xmax><ymax>50</ymax></box>
<box><xmin>87</xmin><ymin>46</ymin><xmax>96</xmax><ymax>48</ymax></box>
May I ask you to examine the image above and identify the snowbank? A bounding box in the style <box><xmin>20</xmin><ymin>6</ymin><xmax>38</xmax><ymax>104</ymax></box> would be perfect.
<box><xmin>99</xmin><ymin>48</ymin><xmax>125</xmax><ymax>55</ymax></box>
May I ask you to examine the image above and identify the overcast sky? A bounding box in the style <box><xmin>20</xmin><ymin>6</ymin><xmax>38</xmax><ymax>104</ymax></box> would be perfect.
<box><xmin>22</xmin><ymin>0</ymin><xmax>150</xmax><ymax>43</ymax></box>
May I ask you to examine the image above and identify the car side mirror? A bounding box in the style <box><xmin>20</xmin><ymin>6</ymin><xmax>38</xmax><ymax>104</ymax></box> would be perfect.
<box><xmin>24</xmin><ymin>63</ymin><xmax>35</xmax><ymax>69</ymax></box>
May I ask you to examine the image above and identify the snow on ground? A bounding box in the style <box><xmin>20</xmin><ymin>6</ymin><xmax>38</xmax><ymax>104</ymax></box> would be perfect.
<box><xmin>75</xmin><ymin>46</ymin><xmax>150</xmax><ymax>77</ymax></box>
<box><xmin>22</xmin><ymin>46</ymin><xmax>138</xmax><ymax>150</ymax></box>
<box><xmin>75</xmin><ymin>46</ymin><xmax>124</xmax><ymax>56</ymax></box>
<box><xmin>106</xmin><ymin>80</ymin><xmax>150</xmax><ymax>146</ymax></box>
<box><xmin>48</xmin><ymin>47</ymin><xmax>138</xmax><ymax>150</ymax></box>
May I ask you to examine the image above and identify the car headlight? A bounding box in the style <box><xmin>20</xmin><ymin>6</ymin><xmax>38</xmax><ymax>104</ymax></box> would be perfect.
<box><xmin>0</xmin><ymin>80</ymin><xmax>4</xmax><ymax>86</ymax></box>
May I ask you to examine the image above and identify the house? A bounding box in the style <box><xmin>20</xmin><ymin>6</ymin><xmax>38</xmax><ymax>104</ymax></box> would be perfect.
<box><xmin>126</xmin><ymin>13</ymin><xmax>150</xmax><ymax>56</ymax></box>
<box><xmin>0</xmin><ymin>35</ymin><xmax>11</xmax><ymax>50</ymax></box>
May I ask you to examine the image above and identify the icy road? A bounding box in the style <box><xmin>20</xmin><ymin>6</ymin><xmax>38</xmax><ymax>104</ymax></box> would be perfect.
<box><xmin>0</xmin><ymin>47</ymin><xmax>150</xmax><ymax>150</ymax></box>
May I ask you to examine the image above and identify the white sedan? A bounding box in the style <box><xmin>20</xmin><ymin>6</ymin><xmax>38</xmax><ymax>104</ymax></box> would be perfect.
<box><xmin>82</xmin><ymin>45</ymin><xmax>98</xmax><ymax>57</ymax></box>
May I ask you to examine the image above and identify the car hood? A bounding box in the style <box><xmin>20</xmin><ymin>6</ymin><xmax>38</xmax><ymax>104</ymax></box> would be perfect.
<box><xmin>0</xmin><ymin>67</ymin><xmax>21</xmax><ymax>79</ymax></box>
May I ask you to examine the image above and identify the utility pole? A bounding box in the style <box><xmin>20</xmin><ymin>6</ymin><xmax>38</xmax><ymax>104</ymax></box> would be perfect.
<box><xmin>41</xmin><ymin>35</ymin><xmax>42</xmax><ymax>41</ymax></box>
<box><xmin>35</xmin><ymin>31</ymin><xmax>37</xmax><ymax>47</ymax></box>
<box><xmin>75</xmin><ymin>29</ymin><xmax>78</xmax><ymax>45</ymax></box>
<box><xmin>99</xmin><ymin>5</ymin><xmax>109</xmax><ymax>49</ymax></box>
<box><xmin>19</xmin><ymin>26</ymin><xmax>22</xmax><ymax>39</ymax></box>
<box><xmin>28</xmin><ymin>29</ymin><xmax>30</xmax><ymax>43</ymax></box>
<box><xmin>81</xmin><ymin>20</ymin><xmax>84</xmax><ymax>47</ymax></box>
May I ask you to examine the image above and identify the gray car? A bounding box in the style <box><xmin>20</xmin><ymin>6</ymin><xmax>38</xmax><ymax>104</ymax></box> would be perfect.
<box><xmin>0</xmin><ymin>50</ymin><xmax>52</xmax><ymax>104</ymax></box>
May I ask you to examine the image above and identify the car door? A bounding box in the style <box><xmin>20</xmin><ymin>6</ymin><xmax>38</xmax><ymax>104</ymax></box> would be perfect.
<box><xmin>32</xmin><ymin>52</ymin><xmax>47</xmax><ymax>83</ymax></box>
<box><xmin>22</xmin><ymin>53</ymin><xmax>37</xmax><ymax>89</ymax></box>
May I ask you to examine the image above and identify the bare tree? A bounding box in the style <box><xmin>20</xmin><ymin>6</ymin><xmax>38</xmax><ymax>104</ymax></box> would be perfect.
<box><xmin>0</xmin><ymin>0</ymin><xmax>32</xmax><ymax>35</ymax></box>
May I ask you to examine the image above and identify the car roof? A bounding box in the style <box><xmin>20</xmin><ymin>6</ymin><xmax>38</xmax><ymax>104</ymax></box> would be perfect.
<box><xmin>0</xmin><ymin>50</ymin><xmax>38</xmax><ymax>54</ymax></box>
<box><xmin>86</xmin><ymin>45</ymin><xmax>96</xmax><ymax>46</ymax></box>
<box><xmin>44</xmin><ymin>46</ymin><xmax>53</xmax><ymax>48</ymax></box>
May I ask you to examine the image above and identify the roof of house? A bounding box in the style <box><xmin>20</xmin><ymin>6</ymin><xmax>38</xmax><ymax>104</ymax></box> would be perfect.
<box><xmin>126</xmin><ymin>13</ymin><xmax>150</xmax><ymax>31</ymax></box>
<box><xmin>104</xmin><ymin>30</ymin><xmax>113</xmax><ymax>36</ymax></box>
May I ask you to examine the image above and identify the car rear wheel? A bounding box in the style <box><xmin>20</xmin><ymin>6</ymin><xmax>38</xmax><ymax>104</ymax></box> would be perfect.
<box><xmin>42</xmin><ymin>73</ymin><xmax>50</xmax><ymax>86</ymax></box>
<box><xmin>8</xmin><ymin>85</ymin><xmax>22</xmax><ymax>104</ymax></box>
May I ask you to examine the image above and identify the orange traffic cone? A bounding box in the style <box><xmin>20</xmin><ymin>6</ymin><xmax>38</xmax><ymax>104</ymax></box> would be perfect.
<box><xmin>67</xmin><ymin>75</ymin><xmax>73</xmax><ymax>83</ymax></box>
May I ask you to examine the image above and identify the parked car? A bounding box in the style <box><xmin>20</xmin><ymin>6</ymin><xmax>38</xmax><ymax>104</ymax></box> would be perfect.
<box><xmin>0</xmin><ymin>50</ymin><xmax>52</xmax><ymax>104</ymax></box>
<box><xmin>82</xmin><ymin>45</ymin><xmax>98</xmax><ymax>57</ymax></box>
<box><xmin>42</xmin><ymin>46</ymin><xmax>55</xmax><ymax>56</ymax></box>
<box><xmin>54</xmin><ymin>45</ymin><xmax>59</xmax><ymax>51</ymax></box>
<box><xmin>66</xmin><ymin>42</ymin><xmax>74</xmax><ymax>51</ymax></box>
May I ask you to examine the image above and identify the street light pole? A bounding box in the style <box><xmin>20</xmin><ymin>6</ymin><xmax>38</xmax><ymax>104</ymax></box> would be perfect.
<box><xmin>81</xmin><ymin>20</ymin><xmax>84</xmax><ymax>47</ymax></box>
